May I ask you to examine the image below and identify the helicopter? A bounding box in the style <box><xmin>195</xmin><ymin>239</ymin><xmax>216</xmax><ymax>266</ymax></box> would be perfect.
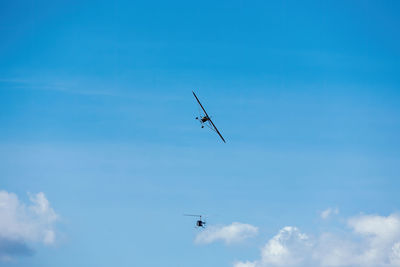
<box><xmin>184</xmin><ymin>214</ymin><xmax>206</xmax><ymax>228</ymax></box>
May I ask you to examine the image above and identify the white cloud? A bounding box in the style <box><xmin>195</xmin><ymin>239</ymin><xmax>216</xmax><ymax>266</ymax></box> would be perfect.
<box><xmin>234</xmin><ymin>226</ymin><xmax>312</xmax><ymax>267</ymax></box>
<box><xmin>235</xmin><ymin>213</ymin><xmax>400</xmax><ymax>267</ymax></box>
<box><xmin>234</xmin><ymin>261</ymin><xmax>257</xmax><ymax>267</ymax></box>
<box><xmin>259</xmin><ymin>226</ymin><xmax>312</xmax><ymax>266</ymax></box>
<box><xmin>391</xmin><ymin>242</ymin><xmax>400</xmax><ymax>265</ymax></box>
<box><xmin>195</xmin><ymin>222</ymin><xmax>258</xmax><ymax>245</ymax></box>
<box><xmin>0</xmin><ymin>190</ymin><xmax>59</xmax><ymax>260</ymax></box>
<box><xmin>348</xmin><ymin>213</ymin><xmax>400</xmax><ymax>240</ymax></box>
<box><xmin>320</xmin><ymin>208</ymin><xmax>339</xmax><ymax>220</ymax></box>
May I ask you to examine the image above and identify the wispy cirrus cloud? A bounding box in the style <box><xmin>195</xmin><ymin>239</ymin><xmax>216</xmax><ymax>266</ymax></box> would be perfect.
<box><xmin>234</xmin><ymin>213</ymin><xmax>400</xmax><ymax>267</ymax></box>
<box><xmin>0</xmin><ymin>190</ymin><xmax>59</xmax><ymax>261</ymax></box>
<box><xmin>195</xmin><ymin>222</ymin><xmax>258</xmax><ymax>245</ymax></box>
<box><xmin>320</xmin><ymin>207</ymin><xmax>339</xmax><ymax>220</ymax></box>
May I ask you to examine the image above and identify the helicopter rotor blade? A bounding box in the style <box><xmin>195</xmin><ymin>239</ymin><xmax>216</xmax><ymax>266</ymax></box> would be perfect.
<box><xmin>184</xmin><ymin>214</ymin><xmax>202</xmax><ymax>217</ymax></box>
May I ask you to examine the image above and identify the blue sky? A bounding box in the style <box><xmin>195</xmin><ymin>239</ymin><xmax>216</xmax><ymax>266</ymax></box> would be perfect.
<box><xmin>1</xmin><ymin>1</ymin><xmax>400</xmax><ymax>266</ymax></box>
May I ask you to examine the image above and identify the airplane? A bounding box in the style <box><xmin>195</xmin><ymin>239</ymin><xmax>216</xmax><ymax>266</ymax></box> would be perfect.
<box><xmin>193</xmin><ymin>91</ymin><xmax>226</xmax><ymax>143</ymax></box>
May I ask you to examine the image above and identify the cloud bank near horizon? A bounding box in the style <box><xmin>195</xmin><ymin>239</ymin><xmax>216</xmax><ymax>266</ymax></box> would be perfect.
<box><xmin>195</xmin><ymin>222</ymin><xmax>258</xmax><ymax>245</ymax></box>
<box><xmin>0</xmin><ymin>190</ymin><xmax>59</xmax><ymax>261</ymax></box>
<box><xmin>234</xmin><ymin>212</ymin><xmax>400</xmax><ymax>267</ymax></box>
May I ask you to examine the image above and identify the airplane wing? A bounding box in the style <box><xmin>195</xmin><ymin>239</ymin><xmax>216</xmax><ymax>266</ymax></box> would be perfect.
<box><xmin>208</xmin><ymin>118</ymin><xmax>226</xmax><ymax>143</ymax></box>
<box><xmin>192</xmin><ymin>91</ymin><xmax>210</xmax><ymax>118</ymax></box>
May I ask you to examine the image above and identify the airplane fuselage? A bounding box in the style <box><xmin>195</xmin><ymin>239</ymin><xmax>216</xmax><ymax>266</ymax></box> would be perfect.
<box><xmin>200</xmin><ymin>116</ymin><xmax>210</xmax><ymax>123</ymax></box>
